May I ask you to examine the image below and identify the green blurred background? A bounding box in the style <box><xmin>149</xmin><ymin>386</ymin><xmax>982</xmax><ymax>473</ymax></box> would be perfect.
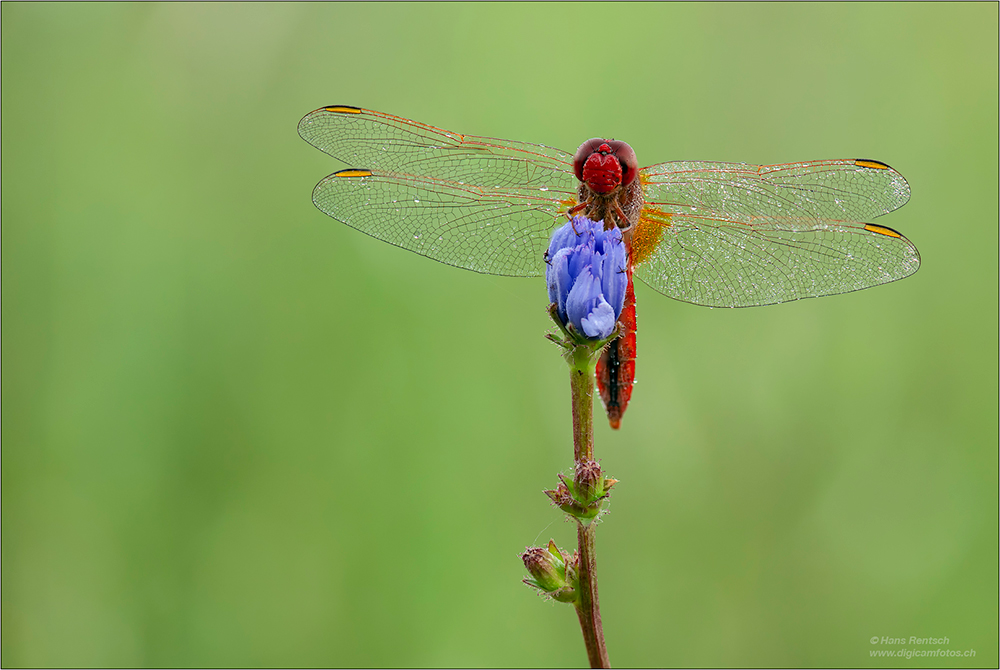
<box><xmin>3</xmin><ymin>3</ymin><xmax>997</xmax><ymax>667</ymax></box>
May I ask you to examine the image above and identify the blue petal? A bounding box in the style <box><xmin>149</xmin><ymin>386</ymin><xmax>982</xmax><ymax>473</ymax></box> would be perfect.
<box><xmin>580</xmin><ymin>298</ymin><xmax>617</xmax><ymax>339</ymax></box>
<box><xmin>566</xmin><ymin>239</ymin><xmax>592</xmax><ymax>288</ymax></box>
<box><xmin>547</xmin><ymin>221</ymin><xmax>578</xmax><ymax>257</ymax></box>
<box><xmin>565</xmin><ymin>267</ymin><xmax>602</xmax><ymax>333</ymax></box>
<box><xmin>601</xmin><ymin>237</ymin><xmax>627</xmax><ymax>320</ymax></box>
<box><xmin>546</xmin><ymin>248</ymin><xmax>563</xmax><ymax>306</ymax></box>
<box><xmin>545</xmin><ymin>216</ymin><xmax>627</xmax><ymax>339</ymax></box>
<box><xmin>549</xmin><ymin>248</ymin><xmax>573</xmax><ymax>322</ymax></box>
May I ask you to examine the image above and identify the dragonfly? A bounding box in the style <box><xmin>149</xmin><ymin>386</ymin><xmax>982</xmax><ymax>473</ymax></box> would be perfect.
<box><xmin>298</xmin><ymin>105</ymin><xmax>920</xmax><ymax>429</ymax></box>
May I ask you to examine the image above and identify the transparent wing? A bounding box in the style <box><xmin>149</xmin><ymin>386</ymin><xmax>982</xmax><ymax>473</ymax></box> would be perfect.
<box><xmin>298</xmin><ymin>105</ymin><xmax>577</xmax><ymax>190</ymax></box>
<box><xmin>632</xmin><ymin>208</ymin><xmax>920</xmax><ymax>308</ymax></box>
<box><xmin>631</xmin><ymin>159</ymin><xmax>919</xmax><ymax>307</ymax></box>
<box><xmin>299</xmin><ymin>106</ymin><xmax>580</xmax><ymax>274</ymax></box>
<box><xmin>639</xmin><ymin>159</ymin><xmax>910</xmax><ymax>223</ymax></box>
<box><xmin>312</xmin><ymin>169</ymin><xmax>577</xmax><ymax>276</ymax></box>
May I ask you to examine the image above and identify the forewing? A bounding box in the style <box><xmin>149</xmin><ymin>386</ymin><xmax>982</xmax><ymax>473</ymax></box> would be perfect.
<box><xmin>312</xmin><ymin>169</ymin><xmax>576</xmax><ymax>276</ymax></box>
<box><xmin>298</xmin><ymin>106</ymin><xmax>577</xmax><ymax>191</ymax></box>
<box><xmin>633</xmin><ymin>209</ymin><xmax>920</xmax><ymax>308</ymax></box>
<box><xmin>639</xmin><ymin>159</ymin><xmax>910</xmax><ymax>223</ymax></box>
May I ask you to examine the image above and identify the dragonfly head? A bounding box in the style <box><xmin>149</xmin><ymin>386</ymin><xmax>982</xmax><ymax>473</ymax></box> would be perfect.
<box><xmin>574</xmin><ymin>139</ymin><xmax>638</xmax><ymax>194</ymax></box>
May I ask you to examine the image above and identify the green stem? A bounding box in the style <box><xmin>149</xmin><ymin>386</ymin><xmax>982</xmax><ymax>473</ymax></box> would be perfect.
<box><xmin>569</xmin><ymin>344</ymin><xmax>596</xmax><ymax>463</ymax></box>
<box><xmin>568</xmin><ymin>346</ymin><xmax>609</xmax><ymax>668</ymax></box>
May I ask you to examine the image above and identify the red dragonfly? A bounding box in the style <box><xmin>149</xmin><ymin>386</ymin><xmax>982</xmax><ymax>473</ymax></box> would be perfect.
<box><xmin>298</xmin><ymin>106</ymin><xmax>920</xmax><ymax>429</ymax></box>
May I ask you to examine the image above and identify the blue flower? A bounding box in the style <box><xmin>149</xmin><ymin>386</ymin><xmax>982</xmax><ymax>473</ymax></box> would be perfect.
<box><xmin>546</xmin><ymin>217</ymin><xmax>628</xmax><ymax>340</ymax></box>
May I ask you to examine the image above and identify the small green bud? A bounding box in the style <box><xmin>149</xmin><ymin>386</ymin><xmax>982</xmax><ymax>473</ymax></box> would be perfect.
<box><xmin>521</xmin><ymin>545</ymin><xmax>565</xmax><ymax>592</ymax></box>
<box><xmin>575</xmin><ymin>460</ymin><xmax>603</xmax><ymax>503</ymax></box>
<box><xmin>544</xmin><ymin>465</ymin><xmax>619</xmax><ymax>523</ymax></box>
<box><xmin>521</xmin><ymin>542</ymin><xmax>578</xmax><ymax>603</ymax></box>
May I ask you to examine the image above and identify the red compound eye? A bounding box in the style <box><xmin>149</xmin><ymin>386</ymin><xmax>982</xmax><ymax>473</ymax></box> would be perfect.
<box><xmin>606</xmin><ymin>140</ymin><xmax>638</xmax><ymax>185</ymax></box>
<box><xmin>573</xmin><ymin>138</ymin><xmax>608</xmax><ymax>182</ymax></box>
<box><xmin>572</xmin><ymin>138</ymin><xmax>639</xmax><ymax>191</ymax></box>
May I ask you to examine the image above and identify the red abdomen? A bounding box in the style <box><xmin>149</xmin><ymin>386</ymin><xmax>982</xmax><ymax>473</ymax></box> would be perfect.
<box><xmin>596</xmin><ymin>265</ymin><xmax>637</xmax><ymax>429</ymax></box>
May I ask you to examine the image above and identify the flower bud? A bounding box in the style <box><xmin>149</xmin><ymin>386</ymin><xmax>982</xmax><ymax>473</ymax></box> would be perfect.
<box><xmin>575</xmin><ymin>459</ymin><xmax>604</xmax><ymax>503</ymax></box>
<box><xmin>521</xmin><ymin>541</ymin><xmax>578</xmax><ymax>603</ymax></box>
<box><xmin>544</xmin><ymin>467</ymin><xmax>617</xmax><ymax>523</ymax></box>
<box><xmin>521</xmin><ymin>546</ymin><xmax>563</xmax><ymax>591</ymax></box>
<box><xmin>545</xmin><ymin>217</ymin><xmax>628</xmax><ymax>341</ymax></box>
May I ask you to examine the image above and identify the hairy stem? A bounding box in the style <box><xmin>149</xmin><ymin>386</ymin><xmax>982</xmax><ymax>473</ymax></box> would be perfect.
<box><xmin>576</xmin><ymin>523</ymin><xmax>609</xmax><ymax>668</ymax></box>
<box><xmin>569</xmin><ymin>346</ymin><xmax>609</xmax><ymax>668</ymax></box>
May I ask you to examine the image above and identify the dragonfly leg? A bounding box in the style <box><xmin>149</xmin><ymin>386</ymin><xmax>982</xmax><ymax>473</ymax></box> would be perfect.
<box><xmin>566</xmin><ymin>201</ymin><xmax>589</xmax><ymax>218</ymax></box>
<box><xmin>613</xmin><ymin>202</ymin><xmax>632</xmax><ymax>232</ymax></box>
<box><xmin>566</xmin><ymin>200</ymin><xmax>595</xmax><ymax>234</ymax></box>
